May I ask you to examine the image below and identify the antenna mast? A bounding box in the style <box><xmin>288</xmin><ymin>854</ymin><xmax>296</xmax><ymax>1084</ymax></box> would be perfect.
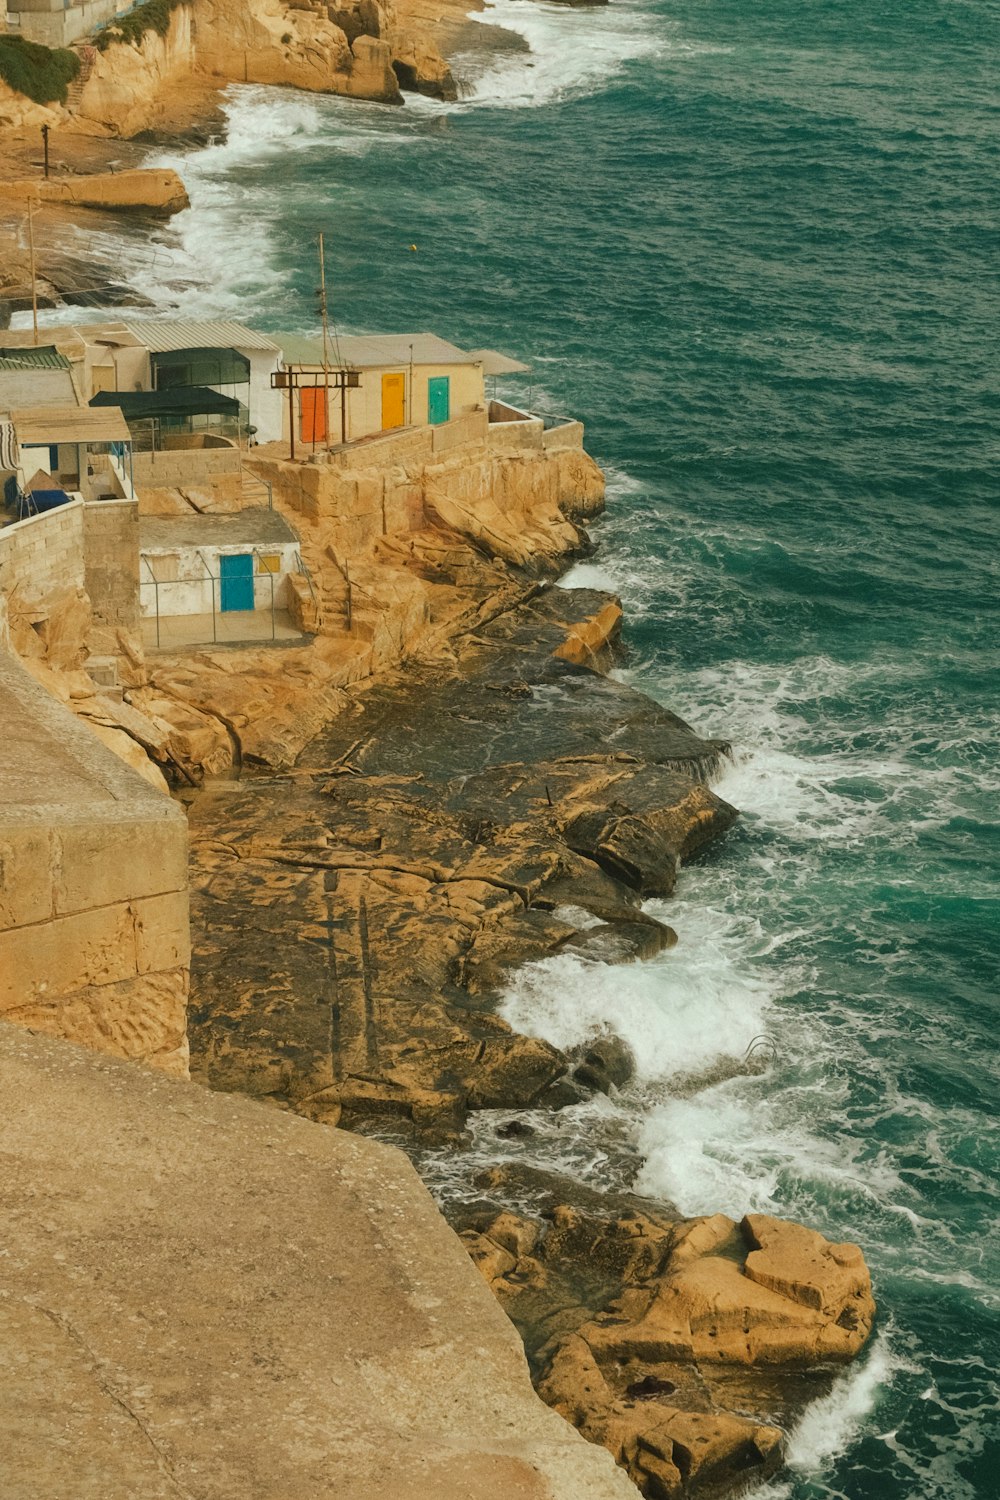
<box><xmin>27</xmin><ymin>203</ymin><xmax>38</xmax><ymax>347</ymax></box>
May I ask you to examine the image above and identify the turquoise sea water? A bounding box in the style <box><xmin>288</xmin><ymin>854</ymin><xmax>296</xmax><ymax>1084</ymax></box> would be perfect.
<box><xmin>97</xmin><ymin>0</ymin><xmax>1000</xmax><ymax>1492</ymax></box>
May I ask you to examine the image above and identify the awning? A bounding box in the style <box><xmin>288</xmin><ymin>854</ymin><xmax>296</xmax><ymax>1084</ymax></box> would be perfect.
<box><xmin>11</xmin><ymin>404</ymin><xmax>131</xmax><ymax>445</ymax></box>
<box><xmin>91</xmin><ymin>388</ymin><xmax>241</xmax><ymax>420</ymax></box>
<box><xmin>468</xmin><ymin>349</ymin><xmax>532</xmax><ymax>376</ymax></box>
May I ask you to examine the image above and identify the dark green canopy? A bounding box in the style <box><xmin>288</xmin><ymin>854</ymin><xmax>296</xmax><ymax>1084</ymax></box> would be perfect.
<box><xmin>90</xmin><ymin>387</ymin><xmax>241</xmax><ymax>420</ymax></box>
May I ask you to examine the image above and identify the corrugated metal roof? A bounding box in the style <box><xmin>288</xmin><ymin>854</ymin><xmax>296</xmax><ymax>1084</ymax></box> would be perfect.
<box><xmin>0</xmin><ymin>346</ymin><xmax>72</xmax><ymax>372</ymax></box>
<box><xmin>125</xmin><ymin>319</ymin><xmax>282</xmax><ymax>354</ymax></box>
<box><xmin>12</xmin><ymin>404</ymin><xmax>131</xmax><ymax>445</ymax></box>
<box><xmin>274</xmin><ymin>331</ymin><xmax>482</xmax><ymax>369</ymax></box>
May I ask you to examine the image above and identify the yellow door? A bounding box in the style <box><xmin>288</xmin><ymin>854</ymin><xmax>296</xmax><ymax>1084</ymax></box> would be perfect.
<box><xmin>381</xmin><ymin>372</ymin><xmax>405</xmax><ymax>430</ymax></box>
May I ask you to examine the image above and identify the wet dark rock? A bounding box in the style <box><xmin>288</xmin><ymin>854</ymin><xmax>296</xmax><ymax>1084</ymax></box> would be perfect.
<box><xmin>568</xmin><ymin>1033</ymin><xmax>636</xmax><ymax>1094</ymax></box>
<box><xmin>187</xmin><ymin>585</ymin><xmax>735</xmax><ymax>1138</ymax></box>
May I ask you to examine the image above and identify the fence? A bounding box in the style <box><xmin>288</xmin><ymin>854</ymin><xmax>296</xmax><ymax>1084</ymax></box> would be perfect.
<box><xmin>140</xmin><ymin>547</ymin><xmax>281</xmax><ymax>649</ymax></box>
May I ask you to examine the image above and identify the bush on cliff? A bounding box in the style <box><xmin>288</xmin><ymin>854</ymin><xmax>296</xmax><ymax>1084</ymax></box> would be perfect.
<box><xmin>0</xmin><ymin>35</ymin><xmax>80</xmax><ymax>105</ymax></box>
<box><xmin>95</xmin><ymin>0</ymin><xmax>185</xmax><ymax>51</ymax></box>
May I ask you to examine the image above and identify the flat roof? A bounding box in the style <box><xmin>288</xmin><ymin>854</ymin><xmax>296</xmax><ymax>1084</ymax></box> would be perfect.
<box><xmin>125</xmin><ymin>319</ymin><xmax>282</xmax><ymax>355</ymax></box>
<box><xmin>12</xmin><ymin>404</ymin><xmax>132</xmax><ymax>445</ymax></box>
<box><xmin>468</xmin><ymin>348</ymin><xmax>532</xmax><ymax>376</ymax></box>
<box><xmin>0</xmin><ymin>327</ymin><xmax>90</xmax><ymax>360</ymax></box>
<box><xmin>140</xmin><ymin>508</ymin><xmax>297</xmax><ymax>551</ymax></box>
<box><xmin>275</xmin><ymin>331</ymin><xmax>484</xmax><ymax>369</ymax></box>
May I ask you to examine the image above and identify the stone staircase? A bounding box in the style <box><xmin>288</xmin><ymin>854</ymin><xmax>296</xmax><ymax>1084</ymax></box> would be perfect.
<box><xmin>65</xmin><ymin>47</ymin><xmax>96</xmax><ymax>115</ymax></box>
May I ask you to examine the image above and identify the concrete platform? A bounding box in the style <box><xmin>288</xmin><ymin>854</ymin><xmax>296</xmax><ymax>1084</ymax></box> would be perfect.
<box><xmin>141</xmin><ymin>608</ymin><xmax>303</xmax><ymax>650</ymax></box>
<box><xmin>0</xmin><ymin>1025</ymin><xmax>634</xmax><ymax>1500</ymax></box>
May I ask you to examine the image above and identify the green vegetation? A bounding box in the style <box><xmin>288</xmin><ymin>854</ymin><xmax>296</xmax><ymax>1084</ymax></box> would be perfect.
<box><xmin>0</xmin><ymin>35</ymin><xmax>80</xmax><ymax>105</ymax></box>
<box><xmin>95</xmin><ymin>0</ymin><xmax>187</xmax><ymax>52</ymax></box>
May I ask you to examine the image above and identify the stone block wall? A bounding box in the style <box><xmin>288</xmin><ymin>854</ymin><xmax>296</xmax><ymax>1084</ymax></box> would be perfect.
<box><xmin>133</xmin><ymin>447</ymin><xmax>242</xmax><ymax>487</ymax></box>
<box><xmin>0</xmin><ymin>500</ymin><xmax>86</xmax><ymax>652</ymax></box>
<box><xmin>0</xmin><ymin>653</ymin><xmax>190</xmax><ymax>1076</ymax></box>
<box><xmin>83</xmin><ymin>499</ymin><xmax>140</xmax><ymax>632</ymax></box>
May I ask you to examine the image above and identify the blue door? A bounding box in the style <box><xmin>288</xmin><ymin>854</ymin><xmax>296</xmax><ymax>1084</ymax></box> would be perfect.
<box><xmin>427</xmin><ymin>375</ymin><xmax>450</xmax><ymax>425</ymax></box>
<box><xmin>219</xmin><ymin>553</ymin><xmax>254</xmax><ymax>612</ymax></box>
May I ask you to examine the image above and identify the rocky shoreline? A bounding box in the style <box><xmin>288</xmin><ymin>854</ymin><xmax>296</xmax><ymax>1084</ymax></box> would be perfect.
<box><xmin>0</xmin><ymin>7</ymin><xmax>879</xmax><ymax>1493</ymax></box>
<box><xmin>180</xmin><ymin>566</ymin><xmax>876</xmax><ymax>1497</ymax></box>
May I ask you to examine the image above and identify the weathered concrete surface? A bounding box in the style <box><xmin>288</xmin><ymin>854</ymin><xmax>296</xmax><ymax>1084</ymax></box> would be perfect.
<box><xmin>0</xmin><ymin>1024</ymin><xmax>636</xmax><ymax>1500</ymax></box>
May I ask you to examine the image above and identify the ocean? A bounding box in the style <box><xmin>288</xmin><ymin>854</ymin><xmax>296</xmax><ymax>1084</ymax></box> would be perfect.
<box><xmin>64</xmin><ymin>0</ymin><xmax>1000</xmax><ymax>1492</ymax></box>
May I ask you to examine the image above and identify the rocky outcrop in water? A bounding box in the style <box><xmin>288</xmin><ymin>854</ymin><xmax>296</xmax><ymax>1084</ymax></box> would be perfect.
<box><xmin>0</xmin><ymin>168</ymin><xmax>189</xmax><ymax>214</ymax></box>
<box><xmin>459</xmin><ymin>1195</ymin><xmax>875</xmax><ymax>1498</ymax></box>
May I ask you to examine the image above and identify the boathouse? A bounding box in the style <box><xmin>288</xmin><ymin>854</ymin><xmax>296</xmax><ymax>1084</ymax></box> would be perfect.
<box><xmin>274</xmin><ymin>332</ymin><xmax>489</xmax><ymax>449</ymax></box>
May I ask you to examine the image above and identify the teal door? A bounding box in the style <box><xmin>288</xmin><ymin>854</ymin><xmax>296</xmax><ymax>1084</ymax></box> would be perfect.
<box><xmin>427</xmin><ymin>375</ymin><xmax>450</xmax><ymax>425</ymax></box>
<box><xmin>219</xmin><ymin>553</ymin><xmax>254</xmax><ymax>612</ymax></box>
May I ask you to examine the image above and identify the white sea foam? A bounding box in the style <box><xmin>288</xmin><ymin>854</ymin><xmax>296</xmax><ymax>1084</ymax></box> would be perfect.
<box><xmin>456</xmin><ymin>0</ymin><xmax>668</xmax><ymax>111</ymax></box>
<box><xmin>500</xmin><ymin>898</ymin><xmax>776</xmax><ymax>1087</ymax></box>
<box><xmin>740</xmin><ymin>1338</ymin><xmax>912</xmax><ymax>1500</ymax></box>
<box><xmin>785</xmin><ymin>1334</ymin><xmax>914</xmax><ymax>1472</ymax></box>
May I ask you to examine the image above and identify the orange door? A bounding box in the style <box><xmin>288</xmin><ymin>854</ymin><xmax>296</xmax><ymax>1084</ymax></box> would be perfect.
<box><xmin>300</xmin><ymin>386</ymin><xmax>327</xmax><ymax>444</ymax></box>
<box><xmin>381</xmin><ymin>372</ymin><xmax>405</xmax><ymax>430</ymax></box>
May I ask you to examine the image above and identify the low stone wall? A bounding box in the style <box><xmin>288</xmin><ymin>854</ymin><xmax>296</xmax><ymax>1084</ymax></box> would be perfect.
<box><xmin>83</xmin><ymin>499</ymin><xmax>140</xmax><ymax>632</ymax></box>
<box><xmin>544</xmin><ymin>418</ymin><xmax>584</xmax><ymax>450</ymax></box>
<box><xmin>0</xmin><ymin>500</ymin><xmax>85</xmax><ymax>651</ymax></box>
<box><xmin>487</xmin><ymin>404</ymin><xmax>584</xmax><ymax>454</ymax></box>
<box><xmin>0</xmin><ymin>652</ymin><xmax>190</xmax><ymax>1077</ymax></box>
<box><xmin>489</xmin><ymin>414</ymin><xmax>545</xmax><ymax>452</ymax></box>
<box><xmin>133</xmin><ymin>447</ymin><xmax>242</xmax><ymax>487</ymax></box>
<box><xmin>430</xmin><ymin>406</ymin><xmax>489</xmax><ymax>454</ymax></box>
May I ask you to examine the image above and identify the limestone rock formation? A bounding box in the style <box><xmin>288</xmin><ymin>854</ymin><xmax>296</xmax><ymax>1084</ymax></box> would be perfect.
<box><xmin>74</xmin><ymin>11</ymin><xmax>196</xmax><ymax>136</ymax></box>
<box><xmin>195</xmin><ymin>0</ymin><xmax>404</xmax><ymax>102</ymax></box>
<box><xmin>459</xmin><ymin>1202</ymin><xmax>875</xmax><ymax>1498</ymax></box>
<box><xmin>0</xmin><ymin>168</ymin><xmax>189</xmax><ymax>213</ymax></box>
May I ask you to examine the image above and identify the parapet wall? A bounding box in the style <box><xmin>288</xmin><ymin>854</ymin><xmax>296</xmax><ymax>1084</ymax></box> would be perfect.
<box><xmin>0</xmin><ymin>500</ymin><xmax>86</xmax><ymax>650</ymax></box>
<box><xmin>133</xmin><ymin>447</ymin><xmax>242</xmax><ymax>486</ymax></box>
<box><xmin>0</xmin><ymin>651</ymin><xmax>190</xmax><ymax>1077</ymax></box>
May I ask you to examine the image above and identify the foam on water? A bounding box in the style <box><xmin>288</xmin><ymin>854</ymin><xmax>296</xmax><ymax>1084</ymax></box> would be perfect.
<box><xmin>785</xmin><ymin>1334</ymin><xmax>914</xmax><ymax>1474</ymax></box>
<box><xmin>457</xmin><ymin>0</ymin><xmax>669</xmax><ymax>110</ymax></box>
<box><xmin>500</xmin><ymin>899</ymin><xmax>775</xmax><ymax>1087</ymax></box>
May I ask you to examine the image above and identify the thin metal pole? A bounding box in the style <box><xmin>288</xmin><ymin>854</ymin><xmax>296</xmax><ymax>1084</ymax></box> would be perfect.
<box><xmin>27</xmin><ymin>203</ymin><xmax>38</xmax><ymax>346</ymax></box>
<box><xmin>319</xmin><ymin>232</ymin><xmax>332</xmax><ymax>453</ymax></box>
<box><xmin>41</xmin><ymin>124</ymin><xmax>50</xmax><ymax>178</ymax></box>
<box><xmin>288</xmin><ymin>375</ymin><xmax>295</xmax><ymax>462</ymax></box>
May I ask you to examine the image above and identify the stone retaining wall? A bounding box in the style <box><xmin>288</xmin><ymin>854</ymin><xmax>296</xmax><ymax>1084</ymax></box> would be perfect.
<box><xmin>0</xmin><ymin>652</ymin><xmax>190</xmax><ymax>1076</ymax></box>
<box><xmin>83</xmin><ymin>498</ymin><xmax>140</xmax><ymax>631</ymax></box>
<box><xmin>0</xmin><ymin>500</ymin><xmax>85</xmax><ymax>651</ymax></box>
<box><xmin>132</xmin><ymin>447</ymin><xmax>242</xmax><ymax>486</ymax></box>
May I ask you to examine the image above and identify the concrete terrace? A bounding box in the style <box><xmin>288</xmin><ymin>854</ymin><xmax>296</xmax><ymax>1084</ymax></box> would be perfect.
<box><xmin>0</xmin><ymin>1023</ymin><xmax>635</xmax><ymax>1500</ymax></box>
